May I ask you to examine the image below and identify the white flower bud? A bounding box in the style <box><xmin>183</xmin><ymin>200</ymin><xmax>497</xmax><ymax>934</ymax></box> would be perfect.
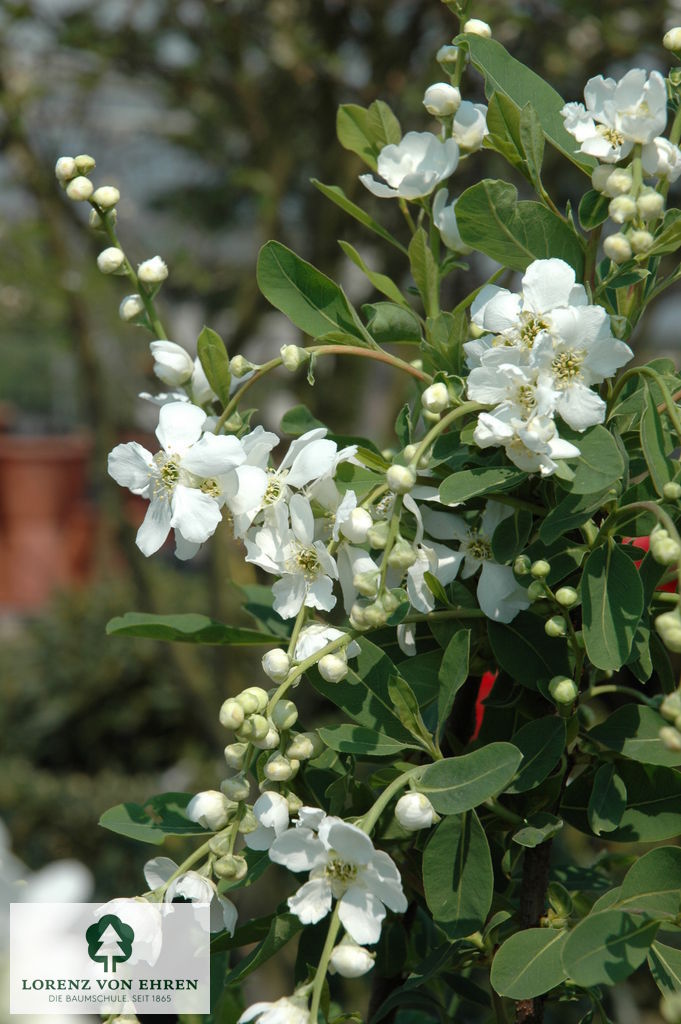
<box><xmin>138</xmin><ymin>256</ymin><xmax>168</xmax><ymax>285</ymax></box>
<box><xmin>186</xmin><ymin>790</ymin><xmax>232</xmax><ymax>831</ymax></box>
<box><xmin>629</xmin><ymin>229</ymin><xmax>654</xmax><ymax>254</ymax></box>
<box><xmin>236</xmin><ymin>686</ymin><xmax>269</xmax><ymax>714</ymax></box>
<box><xmin>280</xmin><ymin>344</ymin><xmax>309</xmax><ymax>371</ymax></box>
<box><xmin>74</xmin><ymin>154</ymin><xmax>96</xmax><ymax>174</ymax></box>
<box><xmin>603</xmin><ymin>233</ymin><xmax>632</xmax><ymax>263</ymax></box>
<box><xmin>119</xmin><ymin>294</ymin><xmax>145</xmax><ymax>322</ymax></box>
<box><xmin>603</xmin><ymin>168</ymin><xmax>633</xmax><ymax>198</ymax></box>
<box><xmin>387</xmin><ymin>538</ymin><xmax>418</xmax><ymax>570</ymax></box>
<box><xmin>531</xmin><ymin>560</ymin><xmax>551</xmax><ymax>579</ymax></box>
<box><xmin>664</xmin><ymin>27</ymin><xmax>681</xmax><ymax>50</ymax></box>
<box><xmin>386</xmin><ymin>464</ymin><xmax>416</xmax><ymax>494</ymax></box>
<box><xmin>286</xmin><ymin>731</ymin><xmax>324</xmax><ymax>760</ymax></box>
<box><xmin>252</xmin><ymin>726</ymin><xmax>281</xmax><ymax>751</ymax></box>
<box><xmin>262</xmin><ymin>648</ymin><xmax>291</xmax><ymax>683</ymax></box>
<box><xmin>608</xmin><ymin>195</ymin><xmax>637</xmax><ymax>224</ymax></box>
<box><xmin>549</xmin><ymin>676</ymin><xmax>579</xmax><ymax>706</ymax></box>
<box><xmin>463</xmin><ymin>18</ymin><xmax>491</xmax><ymax>36</ymax></box>
<box><xmin>96</xmin><ymin>247</ymin><xmax>126</xmax><ymax>275</ymax></box>
<box><xmin>349</xmin><ymin>604</ymin><xmax>369</xmax><ymax>630</ymax></box>
<box><xmin>659</xmin><ymin>725</ymin><xmax>681</xmax><ymax>753</ymax></box>
<box><xmin>329</xmin><ymin>940</ymin><xmax>375</xmax><ymax>978</ymax></box>
<box><xmin>555</xmin><ymin>587</ymin><xmax>578</xmax><ymax>607</ymax></box>
<box><xmin>229</xmin><ymin>354</ymin><xmax>256</xmax><ymax>378</ymax></box>
<box><xmin>89</xmin><ymin>208</ymin><xmax>116</xmax><ymax>231</ymax></box>
<box><xmin>220</xmin><ymin>774</ymin><xmax>251</xmax><ymax>802</ymax></box>
<box><xmin>150</xmin><ymin>340</ymin><xmax>194</xmax><ymax>386</ymax></box>
<box><xmin>238</xmin><ymin>809</ymin><xmax>258</xmax><ymax>834</ymax></box>
<box><xmin>91</xmin><ymin>186</ymin><xmax>120</xmax><ymax>209</ymax></box>
<box><xmin>395</xmin><ymin>792</ymin><xmax>439</xmax><ymax>831</ymax></box>
<box><xmin>436</xmin><ymin>44</ymin><xmax>460</xmax><ymax>65</ymax></box>
<box><xmin>421</xmin><ymin>381</ymin><xmax>451</xmax><ymax>414</ymax></box>
<box><xmin>362</xmin><ymin>601</ymin><xmax>388</xmax><ymax>628</ymax></box>
<box><xmin>661</xmin><ymin>691</ymin><xmax>681</xmax><ymax>722</ymax></box>
<box><xmin>353</xmin><ymin>569</ymin><xmax>380</xmax><ymax>598</ymax></box>
<box><xmin>663</xmin><ymin>482</ymin><xmax>681</xmax><ymax>500</ymax></box>
<box><xmin>340</xmin><ymin>506</ymin><xmax>373</xmax><ymax>544</ymax></box>
<box><xmin>637</xmin><ymin>189</ymin><xmax>665</xmax><ymax>220</ymax></box>
<box><xmin>55</xmin><ymin>156</ymin><xmax>77</xmax><ymax>183</ymax></box>
<box><xmin>264</xmin><ymin>753</ymin><xmax>298</xmax><ymax>782</ymax></box>
<box><xmin>651</xmin><ymin>527</ymin><xmax>681</xmax><ymax>565</ymax></box>
<box><xmin>219</xmin><ymin>698</ymin><xmax>245</xmax><ymax>731</ymax></box>
<box><xmin>224</xmin><ymin>742</ymin><xmax>248</xmax><ymax>770</ymax></box>
<box><xmin>213</xmin><ymin>853</ymin><xmax>248</xmax><ymax>881</ymax></box>
<box><xmin>591</xmin><ymin>165</ymin><xmax>614</xmax><ymax>193</ymax></box>
<box><xmin>657</xmin><ymin>609</ymin><xmax>681</xmax><ymax>653</ymax></box>
<box><xmin>367</xmin><ymin>520</ymin><xmax>390</xmax><ymax>549</ymax></box>
<box><xmin>270</xmin><ymin>699</ymin><xmax>298</xmax><ymax>731</ymax></box>
<box><xmin>545</xmin><ymin>616</ymin><xmax>567</xmax><ymax>638</ymax></box>
<box><xmin>318</xmin><ymin>653</ymin><xmax>349</xmax><ymax>683</ymax></box>
<box><xmin>66</xmin><ymin>176</ymin><xmax>94</xmax><ymax>201</ymax></box>
<box><xmin>423</xmin><ymin>82</ymin><xmax>461</xmax><ymax>117</ymax></box>
<box><xmin>247</xmin><ymin>714</ymin><xmax>270</xmax><ymax>741</ymax></box>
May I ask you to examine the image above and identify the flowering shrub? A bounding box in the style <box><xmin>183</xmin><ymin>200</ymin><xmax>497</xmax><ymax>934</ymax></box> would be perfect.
<box><xmin>57</xmin><ymin>6</ymin><xmax>681</xmax><ymax>1023</ymax></box>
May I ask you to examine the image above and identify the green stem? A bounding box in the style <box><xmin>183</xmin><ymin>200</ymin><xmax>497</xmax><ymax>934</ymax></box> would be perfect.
<box><xmin>585</xmin><ymin>684</ymin><xmax>659</xmax><ymax>708</ymax></box>
<box><xmin>267</xmin><ymin>632</ymin><xmax>355</xmax><ymax>713</ymax></box>
<box><xmin>156</xmin><ymin>836</ymin><xmax>216</xmax><ymax>896</ymax></box>
<box><xmin>398</xmin><ymin>198</ymin><xmax>417</xmax><ymax>234</ymax></box>
<box><xmin>484</xmin><ymin>797</ymin><xmax>523</xmax><ymax>827</ymax></box>
<box><xmin>402</xmin><ymin>608</ymin><xmax>486</xmax><ymax>622</ymax></box>
<box><xmin>379</xmin><ymin>495</ymin><xmax>403</xmax><ymax>590</ymax></box>
<box><xmin>608</xmin><ymin>365</ymin><xmax>681</xmax><ymax>439</ymax></box>
<box><xmin>410</xmin><ymin>401</ymin><xmax>483</xmax><ymax>467</ymax></box>
<box><xmin>309</xmin><ymin>907</ymin><xmax>341</xmax><ymax>1023</ymax></box>
<box><xmin>358</xmin><ymin>766</ymin><xmax>422</xmax><ymax>835</ymax></box>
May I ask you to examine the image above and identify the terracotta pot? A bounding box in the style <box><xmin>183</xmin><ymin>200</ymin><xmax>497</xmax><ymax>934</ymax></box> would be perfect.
<box><xmin>0</xmin><ymin>434</ymin><xmax>95</xmax><ymax>610</ymax></box>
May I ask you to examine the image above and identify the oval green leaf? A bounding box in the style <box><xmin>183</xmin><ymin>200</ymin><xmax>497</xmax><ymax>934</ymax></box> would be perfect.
<box><xmin>423</xmin><ymin>812</ymin><xmax>493</xmax><ymax>938</ymax></box>
<box><xmin>491</xmin><ymin>928</ymin><xmax>568</xmax><ymax>999</ymax></box>
<box><xmin>419</xmin><ymin>742</ymin><xmax>522</xmax><ymax>814</ymax></box>
<box><xmin>561</xmin><ymin>910</ymin><xmax>659</xmax><ymax>987</ymax></box>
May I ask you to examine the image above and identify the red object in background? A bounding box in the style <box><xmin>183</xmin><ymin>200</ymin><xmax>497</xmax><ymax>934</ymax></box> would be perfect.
<box><xmin>472</xmin><ymin>670</ymin><xmax>498</xmax><ymax>740</ymax></box>
<box><xmin>625</xmin><ymin>535</ymin><xmax>678</xmax><ymax>592</ymax></box>
<box><xmin>0</xmin><ymin>435</ymin><xmax>95</xmax><ymax>611</ymax></box>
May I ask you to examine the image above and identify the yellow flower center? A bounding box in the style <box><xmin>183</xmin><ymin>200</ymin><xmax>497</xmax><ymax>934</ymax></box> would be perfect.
<box><xmin>466</xmin><ymin>534</ymin><xmax>492</xmax><ymax>562</ymax></box>
<box><xmin>597</xmin><ymin>124</ymin><xmax>624</xmax><ymax>147</ymax></box>
<box><xmin>551</xmin><ymin>349</ymin><xmax>586</xmax><ymax>387</ymax></box>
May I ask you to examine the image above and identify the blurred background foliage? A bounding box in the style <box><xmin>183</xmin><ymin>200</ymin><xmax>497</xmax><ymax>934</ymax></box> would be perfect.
<box><xmin>0</xmin><ymin>0</ymin><xmax>679</xmax><ymax>1018</ymax></box>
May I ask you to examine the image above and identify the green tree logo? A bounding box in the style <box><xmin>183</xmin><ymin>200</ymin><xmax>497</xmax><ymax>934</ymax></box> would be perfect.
<box><xmin>86</xmin><ymin>915</ymin><xmax>135</xmax><ymax>973</ymax></box>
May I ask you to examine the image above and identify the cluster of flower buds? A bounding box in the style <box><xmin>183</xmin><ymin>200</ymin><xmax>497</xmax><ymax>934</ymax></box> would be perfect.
<box><xmin>655</xmin><ymin>605</ymin><xmax>681</xmax><ymax>653</ymax></box>
<box><xmin>659</xmin><ymin>690</ymin><xmax>681</xmax><ymax>752</ymax></box>
<box><xmin>650</xmin><ymin>525</ymin><xmax>681</xmax><ymax>566</ymax></box>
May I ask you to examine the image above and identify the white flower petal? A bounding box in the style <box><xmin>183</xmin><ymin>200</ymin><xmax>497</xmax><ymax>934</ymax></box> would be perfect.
<box><xmin>317</xmin><ymin>819</ymin><xmax>375</xmax><ymax>865</ymax></box>
<box><xmin>181</xmin><ymin>433</ymin><xmax>245</xmax><ymax>476</ymax></box>
<box><xmin>288</xmin><ymin>877</ymin><xmax>333</xmax><ymax>925</ymax></box>
<box><xmin>144</xmin><ymin>857</ymin><xmax>178</xmax><ymax>891</ymax></box>
<box><xmin>108</xmin><ymin>442</ymin><xmax>153</xmax><ymax>494</ymax></box>
<box><xmin>170</xmin><ymin>485</ymin><xmax>222</xmax><ymax>543</ymax></box>
<box><xmin>136</xmin><ymin>496</ymin><xmax>172</xmax><ymax>555</ymax></box>
<box><xmin>156</xmin><ymin>401</ymin><xmax>206</xmax><ymax>453</ymax></box>
<box><xmin>269</xmin><ymin>827</ymin><xmax>327</xmax><ymax>872</ymax></box>
<box><xmin>338</xmin><ymin>886</ymin><xmax>385</xmax><ymax>945</ymax></box>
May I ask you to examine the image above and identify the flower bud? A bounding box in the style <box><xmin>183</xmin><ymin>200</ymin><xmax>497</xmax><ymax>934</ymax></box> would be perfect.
<box><xmin>531</xmin><ymin>559</ymin><xmax>551</xmax><ymax>579</ymax></box>
<box><xmin>270</xmin><ymin>699</ymin><xmax>298</xmax><ymax>731</ymax></box>
<box><xmin>629</xmin><ymin>229</ymin><xmax>654</xmax><ymax>254</ymax></box>
<box><xmin>150</xmin><ymin>340</ymin><xmax>194</xmax><ymax>386</ymax></box>
<box><xmin>186</xmin><ymin>790</ymin><xmax>232</xmax><ymax>831</ymax></box>
<box><xmin>262</xmin><ymin>648</ymin><xmax>291</xmax><ymax>682</ymax></box>
<box><xmin>74</xmin><ymin>154</ymin><xmax>96</xmax><ymax>174</ymax></box>
<box><xmin>229</xmin><ymin>354</ymin><xmax>256</xmax><ymax>378</ymax></box>
<box><xmin>387</xmin><ymin>538</ymin><xmax>417</xmax><ymax>570</ymax></box>
<box><xmin>603</xmin><ymin>168</ymin><xmax>633</xmax><ymax>198</ymax></box>
<box><xmin>319</xmin><ymin>653</ymin><xmax>349</xmax><ymax>683</ymax></box>
<box><xmin>220</xmin><ymin>774</ymin><xmax>250</xmax><ymax>802</ymax></box>
<box><xmin>286</xmin><ymin>731</ymin><xmax>324</xmax><ymax>760</ymax></box>
<box><xmin>608</xmin><ymin>195</ymin><xmax>637</xmax><ymax>224</ymax></box>
<box><xmin>237</xmin><ymin>809</ymin><xmax>258</xmax><ymax>834</ymax></box>
<box><xmin>251</xmin><ymin>725</ymin><xmax>281</xmax><ymax>750</ymax></box>
<box><xmin>527</xmin><ymin>580</ymin><xmax>547</xmax><ymax>601</ymax></box>
<box><xmin>367</xmin><ymin>520</ymin><xmax>390</xmax><ymax>549</ymax></box>
<box><xmin>351</xmin><ymin>570</ymin><xmax>379</xmax><ymax>599</ymax></box>
<box><xmin>236</xmin><ymin>687</ymin><xmax>269</xmax><ymax>715</ymax></box>
<box><xmin>664</xmin><ymin>27</ymin><xmax>681</xmax><ymax>50</ymax></box>
<box><xmin>138</xmin><ymin>256</ymin><xmax>168</xmax><ymax>285</ymax></box>
<box><xmin>280</xmin><ymin>344</ymin><xmax>309</xmax><ymax>371</ymax></box>
<box><xmin>66</xmin><ymin>176</ymin><xmax>94</xmax><ymax>201</ymax></box>
<box><xmin>247</xmin><ymin>714</ymin><xmax>270</xmax><ymax>741</ymax></box>
<box><xmin>362</xmin><ymin>601</ymin><xmax>388</xmax><ymax>628</ymax></box>
<box><xmin>603</xmin><ymin>233</ymin><xmax>632</xmax><ymax>263</ymax></box>
<box><xmin>208</xmin><ymin>833</ymin><xmax>237</xmax><ymax>856</ymax></box>
<box><xmin>381</xmin><ymin>590</ymin><xmax>401</xmax><ymax>614</ymax></box>
<box><xmin>96</xmin><ymin>249</ymin><xmax>126</xmax><ymax>279</ymax></box>
<box><xmin>395</xmin><ymin>792</ymin><xmax>439</xmax><ymax>831</ymax></box>
<box><xmin>651</xmin><ymin>527</ymin><xmax>681</xmax><ymax>565</ymax></box>
<box><xmin>386</xmin><ymin>464</ymin><xmax>416</xmax><ymax>494</ymax></box>
<box><xmin>219</xmin><ymin>698</ymin><xmax>245</xmax><ymax>731</ymax></box>
<box><xmin>55</xmin><ymin>156</ymin><xmax>77</xmax><ymax>183</ymax></box>
<box><xmin>423</xmin><ymin>82</ymin><xmax>461</xmax><ymax>117</ymax></box>
<box><xmin>549</xmin><ymin>676</ymin><xmax>579</xmax><ymax>706</ymax></box>
<box><xmin>659</xmin><ymin>726</ymin><xmax>681</xmax><ymax>753</ymax></box>
<box><xmin>655</xmin><ymin>610</ymin><xmax>681</xmax><ymax>653</ymax></box>
<box><xmin>555</xmin><ymin>586</ymin><xmax>578</xmax><ymax>607</ymax></box>
<box><xmin>340</xmin><ymin>506</ymin><xmax>373</xmax><ymax>544</ymax></box>
<box><xmin>514</xmin><ymin>555</ymin><xmax>532</xmax><ymax>576</ymax></box>
<box><xmin>119</xmin><ymin>294</ymin><xmax>145</xmax><ymax>322</ymax></box>
<box><xmin>213</xmin><ymin>854</ymin><xmax>248</xmax><ymax>881</ymax></box>
<box><xmin>545</xmin><ymin>616</ymin><xmax>567</xmax><ymax>638</ymax></box>
<box><xmin>421</xmin><ymin>381</ymin><xmax>451</xmax><ymax>414</ymax></box>
<box><xmin>436</xmin><ymin>44</ymin><xmax>460</xmax><ymax>65</ymax></box>
<box><xmin>637</xmin><ymin>189</ymin><xmax>665</xmax><ymax>220</ymax></box>
<box><xmin>89</xmin><ymin>208</ymin><xmax>116</xmax><ymax>230</ymax></box>
<box><xmin>664</xmin><ymin>482</ymin><xmax>681</xmax><ymax>501</ymax></box>
<box><xmin>591</xmin><ymin>165</ymin><xmax>614</xmax><ymax>193</ymax></box>
<box><xmin>462</xmin><ymin>17</ymin><xmax>491</xmax><ymax>36</ymax></box>
<box><xmin>349</xmin><ymin>604</ymin><xmax>369</xmax><ymax>630</ymax></box>
<box><xmin>661</xmin><ymin>691</ymin><xmax>681</xmax><ymax>722</ymax></box>
<box><xmin>91</xmin><ymin>185</ymin><xmax>120</xmax><ymax>209</ymax></box>
<box><xmin>264</xmin><ymin>753</ymin><xmax>298</xmax><ymax>782</ymax></box>
<box><xmin>329</xmin><ymin>940</ymin><xmax>375</xmax><ymax>978</ymax></box>
<box><xmin>224</xmin><ymin>742</ymin><xmax>248</xmax><ymax>770</ymax></box>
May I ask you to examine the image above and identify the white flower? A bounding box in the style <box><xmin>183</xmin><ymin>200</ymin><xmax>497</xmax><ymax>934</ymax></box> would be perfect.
<box><xmin>186</xmin><ymin>790</ymin><xmax>232</xmax><ymax>832</ymax></box>
<box><xmin>474</xmin><ymin>410</ymin><xmax>580</xmax><ymax>476</ymax></box>
<box><xmin>423</xmin><ymin>82</ymin><xmax>461</xmax><ymax>117</ymax></box>
<box><xmin>451</xmin><ymin>101</ymin><xmax>489</xmax><ymax>152</ymax></box>
<box><xmin>432</xmin><ymin>190</ymin><xmax>471</xmax><ymax>253</ymax></box>
<box><xmin>463</xmin><ymin>17</ymin><xmax>491</xmax><ymax>36</ymax></box>
<box><xmin>293</xmin><ymin>624</ymin><xmax>360</xmax><ymax>662</ymax></box>
<box><xmin>150</xmin><ymin>341</ymin><xmax>195</xmax><ymax>387</ymax></box>
<box><xmin>238</xmin><ymin>996</ymin><xmax>310</xmax><ymax>1024</ymax></box>
<box><xmin>561</xmin><ymin>70</ymin><xmax>668</xmax><ymax>162</ymax></box>
<box><xmin>642</xmin><ymin>137</ymin><xmax>681</xmax><ymax>182</ymax></box>
<box><xmin>329</xmin><ymin>938</ymin><xmax>375</xmax><ymax>978</ymax></box>
<box><xmin>244</xmin><ymin>792</ymin><xmax>291</xmax><ymax>851</ymax></box>
<box><xmin>360</xmin><ymin>132</ymin><xmax>459</xmax><ymax>200</ymax></box>
<box><xmin>138</xmin><ymin>256</ymin><xmax>168</xmax><ymax>284</ymax></box>
<box><xmin>107</xmin><ymin>401</ymin><xmax>245</xmax><ymax>558</ymax></box>
<box><xmin>96</xmin><ymin>898</ymin><xmax>162</xmax><ymax>967</ymax></box>
<box><xmin>394</xmin><ymin>793</ymin><xmax>438</xmax><ymax>831</ymax></box>
<box><xmin>269</xmin><ymin>810</ymin><xmax>407</xmax><ymax>944</ymax></box>
<box><xmin>143</xmin><ymin>857</ymin><xmax>237</xmax><ymax>934</ymax></box>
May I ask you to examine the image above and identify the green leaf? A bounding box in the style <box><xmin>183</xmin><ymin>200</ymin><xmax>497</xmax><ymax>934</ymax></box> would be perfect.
<box><xmin>367</xmin><ymin>99</ymin><xmax>402</xmax><ymax>148</ymax></box>
<box><xmin>99</xmin><ymin>793</ymin><xmax>205</xmax><ymax>845</ymax></box>
<box><xmin>197</xmin><ymin>326</ymin><xmax>231</xmax><ymax>407</ymax></box>
<box><xmin>587</xmin><ymin>763</ymin><xmax>627</xmax><ymax>836</ymax></box>
<box><xmin>423</xmin><ymin>812</ymin><xmax>493</xmax><ymax>938</ymax></box>
<box><xmin>512</xmin><ymin>812</ymin><xmax>563</xmax><ymax>847</ymax></box>
<box><xmin>648</xmin><ymin>942</ymin><xmax>681</xmax><ymax>998</ymax></box>
<box><xmin>437</xmin><ymin>629</ymin><xmax>470</xmax><ymax>738</ymax></box>
<box><xmin>640</xmin><ymin>383</ymin><xmax>673</xmax><ymax>497</ymax></box>
<box><xmin>317</xmin><ymin>724</ymin><xmax>420</xmax><ymax>757</ymax></box>
<box><xmin>418</xmin><ymin>742</ymin><xmax>522</xmax><ymax>815</ymax></box>
<box><xmin>589</xmin><ymin>705</ymin><xmax>681</xmax><ymax>767</ymax></box>
<box><xmin>257</xmin><ymin>241</ymin><xmax>367</xmax><ymax>343</ymax></box>
<box><xmin>539</xmin><ymin>488</ymin><xmax>611</xmax><ymax>545</ymax></box>
<box><xmin>106</xmin><ymin>612</ymin><xmax>282</xmax><ymax>646</ymax></box>
<box><xmin>581</xmin><ymin>542</ymin><xmax>644</xmax><ymax>670</ymax></box>
<box><xmin>455</xmin><ymin>179</ymin><xmax>584</xmax><ymax>274</ymax></box>
<box><xmin>279</xmin><ymin>404</ymin><xmax>325</xmax><ymax>436</ymax></box>
<box><xmin>339</xmin><ymin>241</ymin><xmax>410</xmax><ymax>307</ymax></box>
<box><xmin>646</xmin><ymin>210</ymin><xmax>681</xmax><ymax>257</ymax></box>
<box><xmin>488</xmin><ymin>612</ymin><xmax>571</xmax><ymax>688</ymax></box>
<box><xmin>616</xmin><ymin>846</ymin><xmax>681</xmax><ymax>918</ymax></box>
<box><xmin>335</xmin><ymin>100</ymin><xmax>401</xmax><ymax>170</ymax></box>
<box><xmin>508</xmin><ymin>716</ymin><xmax>566</xmax><ymax>793</ymax></box>
<box><xmin>224</xmin><ymin>913</ymin><xmax>304</xmax><ymax>984</ymax></box>
<box><xmin>561</xmin><ymin>761</ymin><xmax>681</xmax><ymax>842</ymax></box>
<box><xmin>363</xmin><ymin>302</ymin><xmax>422</xmax><ymax>345</ymax></box>
<box><xmin>518</xmin><ymin>102</ymin><xmax>546</xmax><ymax>194</ymax></box>
<box><xmin>558</xmin><ymin>424</ymin><xmax>625</xmax><ymax>495</ymax></box>
<box><xmin>387</xmin><ymin>674</ymin><xmax>432</xmax><ymax>749</ymax></box>
<box><xmin>408</xmin><ymin>228</ymin><xmax>439</xmax><ymax>317</ymax></box>
<box><xmin>439</xmin><ymin>465</ymin><xmax>527</xmax><ymax>504</ymax></box>
<box><xmin>491</xmin><ymin>507</ymin><xmax>533</xmax><ymax>563</ymax></box>
<box><xmin>491</xmin><ymin>929</ymin><xmax>568</xmax><ymax>999</ymax></box>
<box><xmin>561</xmin><ymin>910</ymin><xmax>659</xmax><ymax>987</ymax></box>
<box><xmin>485</xmin><ymin>92</ymin><xmax>529</xmax><ymax>176</ymax></box>
<box><xmin>579</xmin><ymin>189</ymin><xmax>610</xmax><ymax>230</ymax></box>
<box><xmin>458</xmin><ymin>33</ymin><xmax>594</xmax><ymax>173</ymax></box>
<box><xmin>311</xmin><ymin>180</ymin><xmax>406</xmax><ymax>252</ymax></box>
